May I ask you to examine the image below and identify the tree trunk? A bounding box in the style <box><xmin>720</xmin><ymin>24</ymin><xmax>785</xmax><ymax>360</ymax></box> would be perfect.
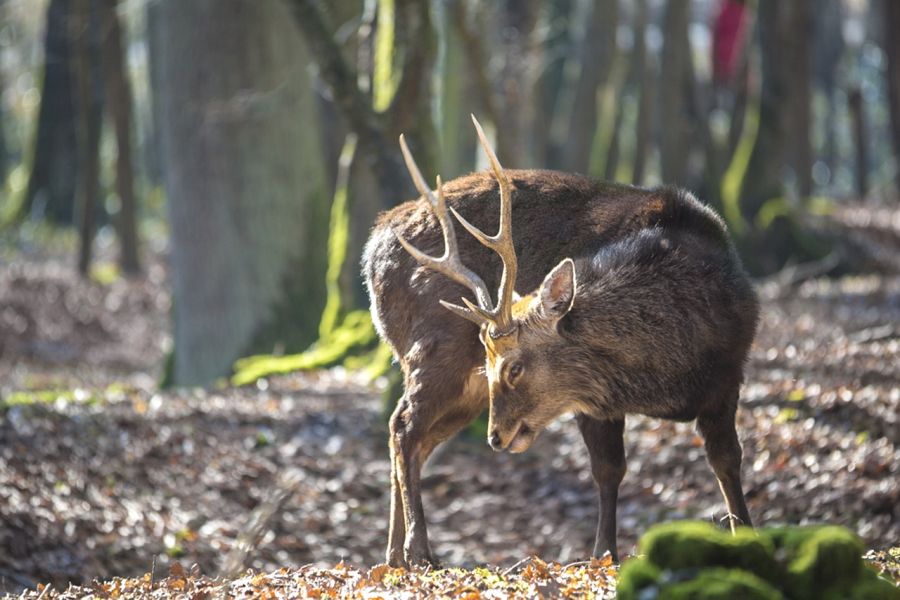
<box><xmin>21</xmin><ymin>0</ymin><xmax>79</xmax><ymax>223</ymax></box>
<box><xmin>631</xmin><ymin>0</ymin><xmax>652</xmax><ymax>185</ymax></box>
<box><xmin>741</xmin><ymin>1</ymin><xmax>787</xmax><ymax>220</ymax></box>
<box><xmin>659</xmin><ymin>0</ymin><xmax>694</xmax><ymax>186</ymax></box>
<box><xmin>497</xmin><ymin>0</ymin><xmax>539</xmax><ymax>167</ymax></box>
<box><xmin>0</xmin><ymin>0</ymin><xmax>7</xmax><ymax>184</ymax></box>
<box><xmin>848</xmin><ymin>87</ymin><xmax>869</xmax><ymax>199</ymax></box>
<box><xmin>563</xmin><ymin>0</ymin><xmax>617</xmax><ymax>174</ymax></box>
<box><xmin>449</xmin><ymin>1</ymin><xmax>514</xmax><ymax>163</ymax></box>
<box><xmin>152</xmin><ymin>0</ymin><xmax>329</xmax><ymax>385</ymax></box>
<box><xmin>99</xmin><ymin>0</ymin><xmax>140</xmax><ymax>274</ymax></box>
<box><xmin>532</xmin><ymin>0</ymin><xmax>574</xmax><ymax>168</ymax></box>
<box><xmin>72</xmin><ymin>0</ymin><xmax>104</xmax><ymax>276</ymax></box>
<box><xmin>437</xmin><ymin>2</ymin><xmax>473</xmax><ymax>177</ymax></box>
<box><xmin>812</xmin><ymin>0</ymin><xmax>843</xmax><ymax>180</ymax></box>
<box><xmin>785</xmin><ymin>0</ymin><xmax>812</xmax><ymax>197</ymax></box>
<box><xmin>885</xmin><ymin>0</ymin><xmax>900</xmax><ymax>190</ymax></box>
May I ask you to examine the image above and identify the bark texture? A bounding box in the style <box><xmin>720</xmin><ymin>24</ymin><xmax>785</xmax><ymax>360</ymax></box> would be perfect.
<box><xmin>22</xmin><ymin>0</ymin><xmax>79</xmax><ymax>223</ymax></box>
<box><xmin>153</xmin><ymin>0</ymin><xmax>328</xmax><ymax>385</ymax></box>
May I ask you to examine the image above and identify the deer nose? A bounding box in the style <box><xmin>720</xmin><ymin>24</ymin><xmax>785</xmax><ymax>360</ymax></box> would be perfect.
<box><xmin>489</xmin><ymin>430</ymin><xmax>502</xmax><ymax>451</ymax></box>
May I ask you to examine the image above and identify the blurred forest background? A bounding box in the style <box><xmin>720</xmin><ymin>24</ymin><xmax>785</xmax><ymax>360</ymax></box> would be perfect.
<box><xmin>0</xmin><ymin>0</ymin><xmax>899</xmax><ymax>593</ymax></box>
<box><xmin>0</xmin><ymin>0</ymin><xmax>898</xmax><ymax>385</ymax></box>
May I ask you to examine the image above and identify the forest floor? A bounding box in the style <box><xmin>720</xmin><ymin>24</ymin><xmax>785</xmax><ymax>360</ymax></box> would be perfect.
<box><xmin>0</xmin><ymin>202</ymin><xmax>899</xmax><ymax>597</ymax></box>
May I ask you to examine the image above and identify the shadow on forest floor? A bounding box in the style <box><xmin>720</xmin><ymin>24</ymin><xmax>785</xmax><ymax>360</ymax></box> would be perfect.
<box><xmin>0</xmin><ymin>202</ymin><xmax>897</xmax><ymax>594</ymax></box>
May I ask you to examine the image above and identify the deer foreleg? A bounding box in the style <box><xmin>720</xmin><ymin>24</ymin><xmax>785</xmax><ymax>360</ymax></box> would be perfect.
<box><xmin>578</xmin><ymin>415</ymin><xmax>626</xmax><ymax>562</ymax></box>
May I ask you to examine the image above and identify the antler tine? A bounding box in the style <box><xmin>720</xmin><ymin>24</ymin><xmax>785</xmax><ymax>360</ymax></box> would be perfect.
<box><xmin>394</xmin><ymin>136</ymin><xmax>494</xmax><ymax>315</ymax></box>
<box><xmin>439</xmin><ymin>299</ymin><xmax>492</xmax><ymax>327</ymax></box>
<box><xmin>452</xmin><ymin>115</ymin><xmax>519</xmax><ymax>334</ymax></box>
<box><xmin>399</xmin><ymin>134</ymin><xmax>436</xmax><ymax>205</ymax></box>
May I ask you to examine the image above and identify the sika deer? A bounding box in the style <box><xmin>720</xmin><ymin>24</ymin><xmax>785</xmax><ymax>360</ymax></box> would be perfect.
<box><xmin>363</xmin><ymin>117</ymin><xmax>758</xmax><ymax>567</ymax></box>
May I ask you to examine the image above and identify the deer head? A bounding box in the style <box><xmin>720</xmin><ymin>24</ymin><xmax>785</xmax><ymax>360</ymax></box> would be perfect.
<box><xmin>394</xmin><ymin>116</ymin><xmax>581</xmax><ymax>454</ymax></box>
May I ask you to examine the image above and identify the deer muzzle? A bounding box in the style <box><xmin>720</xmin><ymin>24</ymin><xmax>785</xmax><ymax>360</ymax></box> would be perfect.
<box><xmin>489</xmin><ymin>421</ymin><xmax>535</xmax><ymax>453</ymax></box>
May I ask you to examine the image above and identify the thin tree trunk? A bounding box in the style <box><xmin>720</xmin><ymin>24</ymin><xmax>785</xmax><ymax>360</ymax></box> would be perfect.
<box><xmin>99</xmin><ymin>0</ymin><xmax>140</xmax><ymax>274</ymax></box>
<box><xmin>741</xmin><ymin>1</ymin><xmax>787</xmax><ymax>220</ymax></box>
<box><xmin>812</xmin><ymin>0</ymin><xmax>844</xmax><ymax>180</ymax></box>
<box><xmin>286</xmin><ymin>0</ymin><xmax>411</xmax><ymax>208</ymax></box>
<box><xmin>532</xmin><ymin>0</ymin><xmax>574</xmax><ymax>168</ymax></box>
<box><xmin>21</xmin><ymin>0</ymin><xmax>79</xmax><ymax>223</ymax></box>
<box><xmin>0</xmin><ymin>0</ymin><xmax>7</xmax><ymax>184</ymax></box>
<box><xmin>497</xmin><ymin>0</ymin><xmax>539</xmax><ymax>167</ymax></box>
<box><xmin>885</xmin><ymin>0</ymin><xmax>900</xmax><ymax>191</ymax></box>
<box><xmin>848</xmin><ymin>87</ymin><xmax>869</xmax><ymax>199</ymax></box>
<box><xmin>437</xmin><ymin>1</ymin><xmax>471</xmax><ymax>176</ymax></box>
<box><xmin>154</xmin><ymin>0</ymin><xmax>329</xmax><ymax>384</ymax></box>
<box><xmin>73</xmin><ymin>0</ymin><xmax>104</xmax><ymax>276</ymax></box>
<box><xmin>449</xmin><ymin>1</ymin><xmax>513</xmax><ymax>163</ymax></box>
<box><xmin>631</xmin><ymin>0</ymin><xmax>652</xmax><ymax>185</ymax></box>
<box><xmin>563</xmin><ymin>0</ymin><xmax>617</xmax><ymax>174</ymax></box>
<box><xmin>659</xmin><ymin>0</ymin><xmax>693</xmax><ymax>186</ymax></box>
<box><xmin>785</xmin><ymin>0</ymin><xmax>812</xmax><ymax>197</ymax></box>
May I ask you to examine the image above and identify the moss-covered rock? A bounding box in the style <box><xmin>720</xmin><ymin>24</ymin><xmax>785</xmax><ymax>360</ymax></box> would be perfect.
<box><xmin>617</xmin><ymin>521</ymin><xmax>899</xmax><ymax>600</ymax></box>
<box><xmin>616</xmin><ymin>558</ymin><xmax>661</xmax><ymax>599</ymax></box>
<box><xmin>658</xmin><ymin>568</ymin><xmax>784</xmax><ymax>600</ymax></box>
<box><xmin>641</xmin><ymin>521</ymin><xmax>778</xmax><ymax>581</ymax></box>
<box><xmin>849</xmin><ymin>569</ymin><xmax>900</xmax><ymax>600</ymax></box>
<box><xmin>779</xmin><ymin>526</ymin><xmax>864</xmax><ymax>600</ymax></box>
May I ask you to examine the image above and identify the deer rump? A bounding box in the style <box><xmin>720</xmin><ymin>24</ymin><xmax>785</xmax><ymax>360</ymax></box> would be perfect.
<box><xmin>363</xmin><ymin>163</ymin><xmax>758</xmax><ymax>567</ymax></box>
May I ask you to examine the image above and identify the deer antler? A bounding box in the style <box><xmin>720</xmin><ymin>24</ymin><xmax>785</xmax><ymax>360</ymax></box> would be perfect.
<box><xmin>393</xmin><ymin>117</ymin><xmax>520</xmax><ymax>336</ymax></box>
<box><xmin>393</xmin><ymin>135</ymin><xmax>493</xmax><ymax>320</ymax></box>
<box><xmin>448</xmin><ymin>115</ymin><xmax>519</xmax><ymax>335</ymax></box>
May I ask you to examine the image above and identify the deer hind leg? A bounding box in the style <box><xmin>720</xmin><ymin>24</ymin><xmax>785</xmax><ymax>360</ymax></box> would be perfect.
<box><xmin>696</xmin><ymin>397</ymin><xmax>753</xmax><ymax>533</ymax></box>
<box><xmin>577</xmin><ymin>415</ymin><xmax>626</xmax><ymax>562</ymax></box>
<box><xmin>387</xmin><ymin>392</ymin><xmax>436</xmax><ymax>567</ymax></box>
<box><xmin>386</xmin><ymin>436</ymin><xmax>407</xmax><ymax>567</ymax></box>
<box><xmin>387</xmin><ymin>367</ymin><xmax>485</xmax><ymax>567</ymax></box>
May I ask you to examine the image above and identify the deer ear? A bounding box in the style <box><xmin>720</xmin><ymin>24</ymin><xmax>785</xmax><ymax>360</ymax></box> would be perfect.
<box><xmin>539</xmin><ymin>258</ymin><xmax>576</xmax><ymax>321</ymax></box>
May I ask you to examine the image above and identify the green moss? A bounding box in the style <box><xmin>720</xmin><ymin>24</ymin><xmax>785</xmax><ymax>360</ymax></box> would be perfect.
<box><xmin>318</xmin><ymin>135</ymin><xmax>358</xmax><ymax>338</ymax></box>
<box><xmin>0</xmin><ymin>163</ymin><xmax>28</xmax><ymax>228</ymax></box>
<box><xmin>781</xmin><ymin>526</ymin><xmax>864</xmax><ymax>600</ymax></box>
<box><xmin>849</xmin><ymin>569</ymin><xmax>900</xmax><ymax>600</ymax></box>
<box><xmin>625</xmin><ymin>522</ymin><xmax>897</xmax><ymax>600</ymax></box>
<box><xmin>89</xmin><ymin>262</ymin><xmax>120</xmax><ymax>286</ymax></box>
<box><xmin>642</xmin><ymin>521</ymin><xmax>777</xmax><ymax>581</ymax></box>
<box><xmin>373</xmin><ymin>0</ymin><xmax>400</xmax><ymax>112</ymax></box>
<box><xmin>616</xmin><ymin>558</ymin><xmax>662</xmax><ymax>599</ymax></box>
<box><xmin>659</xmin><ymin>568</ymin><xmax>783</xmax><ymax>600</ymax></box>
<box><xmin>0</xmin><ymin>388</ymin><xmax>100</xmax><ymax>411</ymax></box>
<box><xmin>231</xmin><ymin>310</ymin><xmax>377</xmax><ymax>386</ymax></box>
<box><xmin>720</xmin><ymin>89</ymin><xmax>759</xmax><ymax>236</ymax></box>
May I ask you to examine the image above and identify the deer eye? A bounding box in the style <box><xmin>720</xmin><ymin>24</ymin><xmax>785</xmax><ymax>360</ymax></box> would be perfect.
<box><xmin>508</xmin><ymin>362</ymin><xmax>524</xmax><ymax>382</ymax></box>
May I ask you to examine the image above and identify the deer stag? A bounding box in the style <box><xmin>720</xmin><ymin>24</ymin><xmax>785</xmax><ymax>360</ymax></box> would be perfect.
<box><xmin>363</xmin><ymin>116</ymin><xmax>758</xmax><ymax>567</ymax></box>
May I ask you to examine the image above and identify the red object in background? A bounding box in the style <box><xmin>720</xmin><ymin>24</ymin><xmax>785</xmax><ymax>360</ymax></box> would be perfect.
<box><xmin>713</xmin><ymin>0</ymin><xmax>749</xmax><ymax>84</ymax></box>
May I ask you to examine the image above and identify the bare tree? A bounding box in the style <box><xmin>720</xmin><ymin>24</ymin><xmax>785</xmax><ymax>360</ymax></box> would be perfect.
<box><xmin>99</xmin><ymin>0</ymin><xmax>140</xmax><ymax>274</ymax></box>
<box><xmin>562</xmin><ymin>0</ymin><xmax>617</xmax><ymax>174</ymax></box>
<box><xmin>21</xmin><ymin>0</ymin><xmax>79</xmax><ymax>223</ymax></box>
<box><xmin>658</xmin><ymin>0</ymin><xmax>694</xmax><ymax>186</ymax></box>
<box><xmin>72</xmin><ymin>0</ymin><xmax>104</xmax><ymax>275</ymax></box>
<box><xmin>631</xmin><ymin>0</ymin><xmax>653</xmax><ymax>185</ymax></box>
<box><xmin>885</xmin><ymin>0</ymin><xmax>900</xmax><ymax>190</ymax></box>
<box><xmin>784</xmin><ymin>0</ymin><xmax>812</xmax><ymax>197</ymax></box>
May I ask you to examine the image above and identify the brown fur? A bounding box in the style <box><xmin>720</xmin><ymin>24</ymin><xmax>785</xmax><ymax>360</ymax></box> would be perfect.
<box><xmin>363</xmin><ymin>169</ymin><xmax>759</xmax><ymax>566</ymax></box>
